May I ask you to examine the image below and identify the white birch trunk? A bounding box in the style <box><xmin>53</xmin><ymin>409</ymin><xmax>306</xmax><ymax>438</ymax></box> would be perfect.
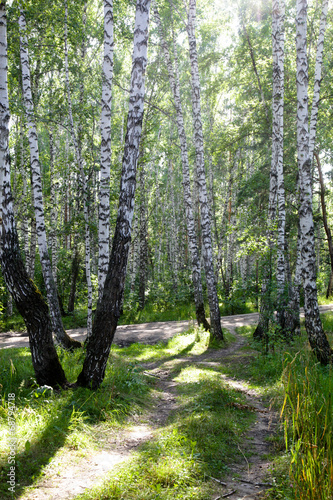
<box><xmin>49</xmin><ymin>130</ymin><xmax>58</xmax><ymax>286</ymax></box>
<box><xmin>155</xmin><ymin>5</ymin><xmax>210</xmax><ymax>329</ymax></box>
<box><xmin>98</xmin><ymin>0</ymin><xmax>114</xmax><ymax>299</ymax></box>
<box><xmin>77</xmin><ymin>0</ymin><xmax>152</xmax><ymax>389</ymax></box>
<box><xmin>64</xmin><ymin>1</ymin><xmax>93</xmax><ymax>337</ymax></box>
<box><xmin>308</xmin><ymin>0</ymin><xmax>328</xmax><ymax>163</ymax></box>
<box><xmin>186</xmin><ymin>0</ymin><xmax>223</xmax><ymax>339</ymax></box>
<box><xmin>272</xmin><ymin>0</ymin><xmax>286</xmax><ymax>330</ymax></box>
<box><xmin>19</xmin><ymin>11</ymin><xmax>80</xmax><ymax>349</ymax></box>
<box><xmin>0</xmin><ymin>3</ymin><xmax>68</xmax><ymax>387</ymax></box>
<box><xmin>296</xmin><ymin>0</ymin><xmax>331</xmax><ymax>364</ymax></box>
<box><xmin>19</xmin><ymin>125</ymin><xmax>30</xmax><ymax>266</ymax></box>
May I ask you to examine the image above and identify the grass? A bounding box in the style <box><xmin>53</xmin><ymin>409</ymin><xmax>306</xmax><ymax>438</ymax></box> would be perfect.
<box><xmin>2</xmin><ymin>308</ymin><xmax>333</xmax><ymax>499</ymax></box>
<box><xmin>74</xmin><ymin>331</ymin><xmax>254</xmax><ymax>500</ymax></box>
<box><xmin>0</xmin><ymin>345</ymin><xmax>153</xmax><ymax>499</ymax></box>
<box><xmin>0</xmin><ymin>326</ymin><xmax>253</xmax><ymax>500</ymax></box>
<box><xmin>220</xmin><ymin>315</ymin><xmax>333</xmax><ymax>500</ymax></box>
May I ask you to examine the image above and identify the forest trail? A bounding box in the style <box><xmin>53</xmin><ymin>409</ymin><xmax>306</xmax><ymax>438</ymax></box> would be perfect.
<box><xmin>1</xmin><ymin>304</ymin><xmax>332</xmax><ymax>349</ymax></box>
<box><xmin>6</xmin><ymin>304</ymin><xmax>333</xmax><ymax>499</ymax></box>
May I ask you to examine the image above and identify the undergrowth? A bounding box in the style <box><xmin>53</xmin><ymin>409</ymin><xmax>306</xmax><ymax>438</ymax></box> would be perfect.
<box><xmin>225</xmin><ymin>315</ymin><xmax>333</xmax><ymax>500</ymax></box>
<box><xmin>0</xmin><ymin>327</ymin><xmax>252</xmax><ymax>500</ymax></box>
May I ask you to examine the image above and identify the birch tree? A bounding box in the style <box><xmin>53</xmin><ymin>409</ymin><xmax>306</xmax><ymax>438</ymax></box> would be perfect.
<box><xmin>77</xmin><ymin>0</ymin><xmax>152</xmax><ymax>389</ymax></box>
<box><xmin>186</xmin><ymin>0</ymin><xmax>223</xmax><ymax>340</ymax></box>
<box><xmin>296</xmin><ymin>0</ymin><xmax>331</xmax><ymax>364</ymax></box>
<box><xmin>154</xmin><ymin>5</ymin><xmax>210</xmax><ymax>331</ymax></box>
<box><xmin>64</xmin><ymin>0</ymin><xmax>93</xmax><ymax>336</ymax></box>
<box><xmin>98</xmin><ymin>0</ymin><xmax>114</xmax><ymax>299</ymax></box>
<box><xmin>0</xmin><ymin>1</ymin><xmax>67</xmax><ymax>387</ymax></box>
<box><xmin>254</xmin><ymin>0</ymin><xmax>285</xmax><ymax>340</ymax></box>
<box><xmin>19</xmin><ymin>8</ymin><xmax>80</xmax><ymax>350</ymax></box>
<box><xmin>273</xmin><ymin>0</ymin><xmax>286</xmax><ymax>332</ymax></box>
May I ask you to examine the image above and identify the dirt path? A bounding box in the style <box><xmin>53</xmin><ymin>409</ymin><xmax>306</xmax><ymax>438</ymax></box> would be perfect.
<box><xmin>7</xmin><ymin>305</ymin><xmax>333</xmax><ymax>499</ymax></box>
<box><xmin>2</xmin><ymin>304</ymin><xmax>332</xmax><ymax>350</ymax></box>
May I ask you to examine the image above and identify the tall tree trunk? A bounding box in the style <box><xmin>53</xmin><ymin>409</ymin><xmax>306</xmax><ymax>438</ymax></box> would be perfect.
<box><xmin>273</xmin><ymin>0</ymin><xmax>287</xmax><ymax>333</ymax></box>
<box><xmin>315</xmin><ymin>152</ymin><xmax>333</xmax><ymax>298</ymax></box>
<box><xmin>68</xmin><ymin>245</ymin><xmax>81</xmax><ymax>313</ymax></box>
<box><xmin>49</xmin><ymin>130</ymin><xmax>58</xmax><ymax>286</ymax></box>
<box><xmin>296</xmin><ymin>0</ymin><xmax>331</xmax><ymax>364</ymax></box>
<box><xmin>64</xmin><ymin>1</ymin><xmax>93</xmax><ymax>337</ymax></box>
<box><xmin>19</xmin><ymin>10</ymin><xmax>80</xmax><ymax>350</ymax></box>
<box><xmin>253</xmin><ymin>0</ymin><xmax>283</xmax><ymax>341</ymax></box>
<box><xmin>138</xmin><ymin>163</ymin><xmax>147</xmax><ymax>310</ymax></box>
<box><xmin>98</xmin><ymin>0</ymin><xmax>114</xmax><ymax>299</ymax></box>
<box><xmin>186</xmin><ymin>0</ymin><xmax>223</xmax><ymax>340</ymax></box>
<box><xmin>0</xmin><ymin>3</ymin><xmax>67</xmax><ymax>387</ymax></box>
<box><xmin>155</xmin><ymin>5</ymin><xmax>210</xmax><ymax>331</ymax></box>
<box><xmin>77</xmin><ymin>0</ymin><xmax>152</xmax><ymax>389</ymax></box>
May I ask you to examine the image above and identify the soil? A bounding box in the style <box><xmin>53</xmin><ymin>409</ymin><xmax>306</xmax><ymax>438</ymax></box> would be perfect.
<box><xmin>3</xmin><ymin>305</ymin><xmax>333</xmax><ymax>499</ymax></box>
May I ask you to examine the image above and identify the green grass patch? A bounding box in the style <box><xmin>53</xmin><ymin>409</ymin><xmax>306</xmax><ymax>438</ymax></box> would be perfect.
<box><xmin>0</xmin><ymin>346</ymin><xmax>153</xmax><ymax>499</ymax></box>
<box><xmin>75</xmin><ymin>355</ymin><xmax>254</xmax><ymax>500</ymax></box>
<box><xmin>224</xmin><ymin>313</ymin><xmax>333</xmax><ymax>500</ymax></box>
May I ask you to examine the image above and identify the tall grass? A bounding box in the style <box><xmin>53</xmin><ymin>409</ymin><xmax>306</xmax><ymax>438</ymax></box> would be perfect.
<box><xmin>281</xmin><ymin>353</ymin><xmax>333</xmax><ymax>500</ymax></box>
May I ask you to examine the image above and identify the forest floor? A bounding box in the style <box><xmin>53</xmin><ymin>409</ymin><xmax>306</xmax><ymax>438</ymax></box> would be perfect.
<box><xmin>2</xmin><ymin>304</ymin><xmax>333</xmax><ymax>500</ymax></box>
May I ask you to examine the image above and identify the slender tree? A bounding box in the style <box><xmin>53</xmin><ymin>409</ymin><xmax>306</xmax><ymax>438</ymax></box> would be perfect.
<box><xmin>64</xmin><ymin>0</ymin><xmax>93</xmax><ymax>336</ymax></box>
<box><xmin>154</xmin><ymin>5</ymin><xmax>210</xmax><ymax>331</ymax></box>
<box><xmin>186</xmin><ymin>0</ymin><xmax>223</xmax><ymax>340</ymax></box>
<box><xmin>0</xmin><ymin>1</ymin><xmax>67</xmax><ymax>387</ymax></box>
<box><xmin>273</xmin><ymin>0</ymin><xmax>286</xmax><ymax>332</ymax></box>
<box><xmin>98</xmin><ymin>0</ymin><xmax>114</xmax><ymax>299</ymax></box>
<box><xmin>77</xmin><ymin>0</ymin><xmax>152</xmax><ymax>389</ymax></box>
<box><xmin>19</xmin><ymin>8</ymin><xmax>80</xmax><ymax>350</ymax></box>
<box><xmin>296</xmin><ymin>0</ymin><xmax>331</xmax><ymax>364</ymax></box>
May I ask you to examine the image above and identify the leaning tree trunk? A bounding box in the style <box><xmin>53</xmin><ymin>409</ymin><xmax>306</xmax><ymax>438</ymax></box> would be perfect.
<box><xmin>296</xmin><ymin>0</ymin><xmax>331</xmax><ymax>364</ymax></box>
<box><xmin>77</xmin><ymin>0</ymin><xmax>152</xmax><ymax>389</ymax></box>
<box><xmin>0</xmin><ymin>2</ymin><xmax>67</xmax><ymax>387</ymax></box>
<box><xmin>98</xmin><ymin>0</ymin><xmax>114</xmax><ymax>300</ymax></box>
<box><xmin>19</xmin><ymin>10</ymin><xmax>80</xmax><ymax>350</ymax></box>
<box><xmin>155</xmin><ymin>5</ymin><xmax>210</xmax><ymax>330</ymax></box>
<box><xmin>186</xmin><ymin>0</ymin><xmax>223</xmax><ymax>340</ymax></box>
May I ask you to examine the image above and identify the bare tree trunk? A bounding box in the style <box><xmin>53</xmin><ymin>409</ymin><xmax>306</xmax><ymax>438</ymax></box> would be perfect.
<box><xmin>64</xmin><ymin>1</ymin><xmax>93</xmax><ymax>338</ymax></box>
<box><xmin>315</xmin><ymin>152</ymin><xmax>333</xmax><ymax>298</ymax></box>
<box><xmin>68</xmin><ymin>245</ymin><xmax>81</xmax><ymax>313</ymax></box>
<box><xmin>296</xmin><ymin>0</ymin><xmax>331</xmax><ymax>364</ymax></box>
<box><xmin>19</xmin><ymin>10</ymin><xmax>80</xmax><ymax>350</ymax></box>
<box><xmin>186</xmin><ymin>0</ymin><xmax>223</xmax><ymax>340</ymax></box>
<box><xmin>0</xmin><ymin>3</ymin><xmax>68</xmax><ymax>387</ymax></box>
<box><xmin>77</xmin><ymin>0</ymin><xmax>152</xmax><ymax>389</ymax></box>
<box><xmin>138</xmin><ymin>163</ymin><xmax>147</xmax><ymax>310</ymax></box>
<box><xmin>273</xmin><ymin>0</ymin><xmax>287</xmax><ymax>333</ymax></box>
<box><xmin>98</xmin><ymin>0</ymin><xmax>114</xmax><ymax>299</ymax></box>
<box><xmin>154</xmin><ymin>5</ymin><xmax>210</xmax><ymax>330</ymax></box>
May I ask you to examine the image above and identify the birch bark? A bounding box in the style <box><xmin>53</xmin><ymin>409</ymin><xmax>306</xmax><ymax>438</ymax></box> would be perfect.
<box><xmin>98</xmin><ymin>0</ymin><xmax>114</xmax><ymax>299</ymax></box>
<box><xmin>155</xmin><ymin>5</ymin><xmax>210</xmax><ymax>330</ymax></box>
<box><xmin>296</xmin><ymin>0</ymin><xmax>331</xmax><ymax>364</ymax></box>
<box><xmin>273</xmin><ymin>0</ymin><xmax>287</xmax><ymax>332</ymax></box>
<box><xmin>49</xmin><ymin>130</ymin><xmax>58</xmax><ymax>286</ymax></box>
<box><xmin>77</xmin><ymin>0</ymin><xmax>152</xmax><ymax>389</ymax></box>
<box><xmin>186</xmin><ymin>0</ymin><xmax>223</xmax><ymax>339</ymax></box>
<box><xmin>254</xmin><ymin>0</ymin><xmax>284</xmax><ymax>340</ymax></box>
<box><xmin>19</xmin><ymin>9</ymin><xmax>80</xmax><ymax>350</ymax></box>
<box><xmin>0</xmin><ymin>2</ymin><xmax>67</xmax><ymax>387</ymax></box>
<box><xmin>64</xmin><ymin>1</ymin><xmax>93</xmax><ymax>337</ymax></box>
